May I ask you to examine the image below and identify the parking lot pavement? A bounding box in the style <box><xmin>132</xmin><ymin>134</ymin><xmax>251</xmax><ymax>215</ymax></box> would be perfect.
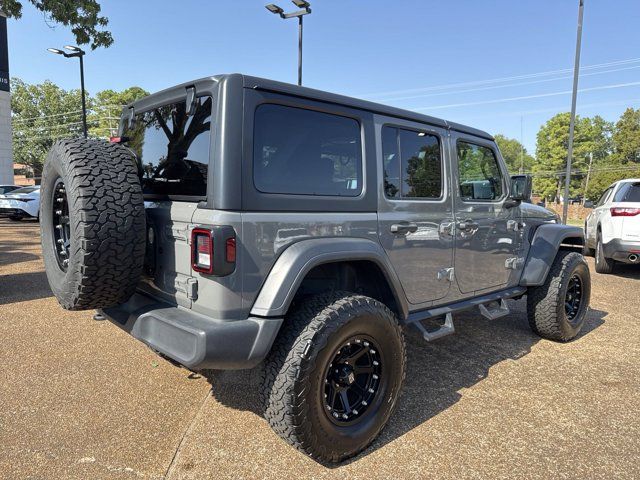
<box><xmin>1</xmin><ymin>218</ymin><xmax>639</xmax><ymax>479</ymax></box>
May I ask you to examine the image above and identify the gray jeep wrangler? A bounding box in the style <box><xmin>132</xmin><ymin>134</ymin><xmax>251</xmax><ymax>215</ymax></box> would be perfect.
<box><xmin>40</xmin><ymin>74</ymin><xmax>590</xmax><ymax>463</ymax></box>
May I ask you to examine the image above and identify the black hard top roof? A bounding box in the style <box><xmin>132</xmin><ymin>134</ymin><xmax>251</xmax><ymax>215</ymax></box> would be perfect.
<box><xmin>128</xmin><ymin>73</ymin><xmax>494</xmax><ymax>141</ymax></box>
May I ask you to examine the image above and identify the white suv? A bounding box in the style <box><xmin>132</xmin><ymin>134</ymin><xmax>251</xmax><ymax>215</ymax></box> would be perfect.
<box><xmin>585</xmin><ymin>179</ymin><xmax>640</xmax><ymax>273</ymax></box>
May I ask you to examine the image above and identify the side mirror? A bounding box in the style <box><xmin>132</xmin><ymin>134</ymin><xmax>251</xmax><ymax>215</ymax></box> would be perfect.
<box><xmin>509</xmin><ymin>174</ymin><xmax>532</xmax><ymax>202</ymax></box>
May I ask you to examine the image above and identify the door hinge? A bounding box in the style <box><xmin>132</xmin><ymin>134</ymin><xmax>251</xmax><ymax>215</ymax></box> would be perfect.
<box><xmin>437</xmin><ymin>267</ymin><xmax>455</xmax><ymax>282</ymax></box>
<box><xmin>505</xmin><ymin>257</ymin><xmax>524</xmax><ymax>270</ymax></box>
<box><xmin>439</xmin><ymin>221</ymin><xmax>455</xmax><ymax>237</ymax></box>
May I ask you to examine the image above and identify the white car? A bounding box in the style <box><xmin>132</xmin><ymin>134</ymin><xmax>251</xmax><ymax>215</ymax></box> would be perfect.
<box><xmin>585</xmin><ymin>179</ymin><xmax>640</xmax><ymax>273</ymax></box>
<box><xmin>0</xmin><ymin>185</ymin><xmax>41</xmax><ymax>221</ymax></box>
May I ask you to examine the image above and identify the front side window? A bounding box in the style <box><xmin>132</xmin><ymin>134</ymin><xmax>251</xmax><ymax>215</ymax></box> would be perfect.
<box><xmin>381</xmin><ymin>126</ymin><xmax>442</xmax><ymax>199</ymax></box>
<box><xmin>124</xmin><ymin>96</ymin><xmax>212</xmax><ymax>197</ymax></box>
<box><xmin>597</xmin><ymin>187</ymin><xmax>613</xmax><ymax>207</ymax></box>
<box><xmin>457</xmin><ymin>141</ymin><xmax>504</xmax><ymax>201</ymax></box>
<box><xmin>253</xmin><ymin>104</ymin><xmax>362</xmax><ymax>197</ymax></box>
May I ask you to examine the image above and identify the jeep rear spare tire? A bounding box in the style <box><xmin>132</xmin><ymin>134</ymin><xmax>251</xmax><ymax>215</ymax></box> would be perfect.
<box><xmin>40</xmin><ymin>138</ymin><xmax>146</xmax><ymax>310</ymax></box>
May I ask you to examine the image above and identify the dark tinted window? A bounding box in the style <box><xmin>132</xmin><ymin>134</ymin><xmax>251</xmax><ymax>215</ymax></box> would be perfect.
<box><xmin>457</xmin><ymin>141</ymin><xmax>504</xmax><ymax>201</ymax></box>
<box><xmin>124</xmin><ymin>96</ymin><xmax>212</xmax><ymax>197</ymax></box>
<box><xmin>613</xmin><ymin>182</ymin><xmax>640</xmax><ymax>202</ymax></box>
<box><xmin>381</xmin><ymin>126</ymin><xmax>442</xmax><ymax>199</ymax></box>
<box><xmin>596</xmin><ymin>187</ymin><xmax>613</xmax><ymax>207</ymax></box>
<box><xmin>253</xmin><ymin>104</ymin><xmax>362</xmax><ymax>196</ymax></box>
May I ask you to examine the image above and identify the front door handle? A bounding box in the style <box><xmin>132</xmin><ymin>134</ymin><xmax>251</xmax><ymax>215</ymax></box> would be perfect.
<box><xmin>390</xmin><ymin>222</ymin><xmax>418</xmax><ymax>234</ymax></box>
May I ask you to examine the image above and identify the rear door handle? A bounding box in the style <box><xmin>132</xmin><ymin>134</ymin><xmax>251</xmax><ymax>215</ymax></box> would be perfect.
<box><xmin>390</xmin><ymin>222</ymin><xmax>418</xmax><ymax>234</ymax></box>
<box><xmin>457</xmin><ymin>220</ymin><xmax>479</xmax><ymax>232</ymax></box>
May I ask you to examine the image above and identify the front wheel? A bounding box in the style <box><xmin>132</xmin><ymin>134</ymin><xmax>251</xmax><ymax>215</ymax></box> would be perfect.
<box><xmin>261</xmin><ymin>292</ymin><xmax>406</xmax><ymax>463</ymax></box>
<box><xmin>527</xmin><ymin>251</ymin><xmax>591</xmax><ymax>342</ymax></box>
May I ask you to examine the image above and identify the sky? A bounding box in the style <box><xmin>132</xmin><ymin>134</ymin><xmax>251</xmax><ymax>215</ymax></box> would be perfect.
<box><xmin>7</xmin><ymin>0</ymin><xmax>640</xmax><ymax>154</ymax></box>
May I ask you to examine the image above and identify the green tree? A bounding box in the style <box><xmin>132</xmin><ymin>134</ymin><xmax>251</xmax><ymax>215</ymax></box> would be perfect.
<box><xmin>89</xmin><ymin>87</ymin><xmax>149</xmax><ymax>138</ymax></box>
<box><xmin>612</xmin><ymin>107</ymin><xmax>640</xmax><ymax>163</ymax></box>
<box><xmin>533</xmin><ymin>113</ymin><xmax>611</xmax><ymax>201</ymax></box>
<box><xmin>0</xmin><ymin>0</ymin><xmax>112</xmax><ymax>49</ymax></box>
<box><xmin>494</xmin><ymin>134</ymin><xmax>534</xmax><ymax>173</ymax></box>
<box><xmin>11</xmin><ymin>78</ymin><xmax>88</xmax><ymax>181</ymax></box>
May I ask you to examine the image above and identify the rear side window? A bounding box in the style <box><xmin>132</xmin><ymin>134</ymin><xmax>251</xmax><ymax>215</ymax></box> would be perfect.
<box><xmin>381</xmin><ymin>126</ymin><xmax>442</xmax><ymax>199</ymax></box>
<box><xmin>253</xmin><ymin>104</ymin><xmax>362</xmax><ymax>197</ymax></box>
<box><xmin>456</xmin><ymin>141</ymin><xmax>504</xmax><ymax>201</ymax></box>
<box><xmin>124</xmin><ymin>96</ymin><xmax>212</xmax><ymax>198</ymax></box>
<box><xmin>613</xmin><ymin>182</ymin><xmax>640</xmax><ymax>202</ymax></box>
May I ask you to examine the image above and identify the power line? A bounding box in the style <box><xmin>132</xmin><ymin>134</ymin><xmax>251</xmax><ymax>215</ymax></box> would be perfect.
<box><xmin>415</xmin><ymin>80</ymin><xmax>640</xmax><ymax>111</ymax></box>
<box><xmin>361</xmin><ymin>57</ymin><xmax>640</xmax><ymax>99</ymax></box>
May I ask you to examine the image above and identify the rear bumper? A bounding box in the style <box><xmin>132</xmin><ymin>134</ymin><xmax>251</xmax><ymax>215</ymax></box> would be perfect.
<box><xmin>602</xmin><ymin>238</ymin><xmax>640</xmax><ymax>263</ymax></box>
<box><xmin>100</xmin><ymin>293</ymin><xmax>283</xmax><ymax>370</ymax></box>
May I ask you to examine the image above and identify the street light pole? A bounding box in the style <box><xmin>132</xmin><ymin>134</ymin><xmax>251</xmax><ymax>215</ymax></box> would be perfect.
<box><xmin>78</xmin><ymin>53</ymin><xmax>87</xmax><ymax>138</ymax></box>
<box><xmin>562</xmin><ymin>0</ymin><xmax>585</xmax><ymax>224</ymax></box>
<box><xmin>298</xmin><ymin>15</ymin><xmax>303</xmax><ymax>86</ymax></box>
<box><xmin>266</xmin><ymin>1</ymin><xmax>312</xmax><ymax>86</ymax></box>
<box><xmin>47</xmin><ymin>45</ymin><xmax>87</xmax><ymax>138</ymax></box>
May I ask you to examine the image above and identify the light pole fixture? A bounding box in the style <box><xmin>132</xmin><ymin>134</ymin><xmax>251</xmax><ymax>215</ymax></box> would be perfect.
<box><xmin>265</xmin><ymin>1</ymin><xmax>312</xmax><ymax>86</ymax></box>
<box><xmin>48</xmin><ymin>45</ymin><xmax>88</xmax><ymax>138</ymax></box>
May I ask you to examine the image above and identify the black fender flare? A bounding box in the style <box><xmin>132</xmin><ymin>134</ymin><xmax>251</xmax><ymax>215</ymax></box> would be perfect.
<box><xmin>249</xmin><ymin>237</ymin><xmax>409</xmax><ymax>319</ymax></box>
<box><xmin>520</xmin><ymin>224</ymin><xmax>585</xmax><ymax>287</ymax></box>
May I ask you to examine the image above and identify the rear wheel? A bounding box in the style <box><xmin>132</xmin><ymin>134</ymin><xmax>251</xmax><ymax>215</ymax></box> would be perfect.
<box><xmin>261</xmin><ymin>292</ymin><xmax>406</xmax><ymax>463</ymax></box>
<box><xmin>40</xmin><ymin>138</ymin><xmax>146</xmax><ymax>310</ymax></box>
<box><xmin>527</xmin><ymin>251</ymin><xmax>591</xmax><ymax>342</ymax></box>
<box><xmin>595</xmin><ymin>231</ymin><xmax>614</xmax><ymax>274</ymax></box>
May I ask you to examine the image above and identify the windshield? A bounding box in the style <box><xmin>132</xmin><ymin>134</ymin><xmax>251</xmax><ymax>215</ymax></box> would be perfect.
<box><xmin>123</xmin><ymin>96</ymin><xmax>212</xmax><ymax>198</ymax></box>
<box><xmin>9</xmin><ymin>186</ymin><xmax>39</xmax><ymax>195</ymax></box>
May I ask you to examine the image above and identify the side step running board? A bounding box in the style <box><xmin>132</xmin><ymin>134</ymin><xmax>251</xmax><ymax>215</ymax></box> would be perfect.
<box><xmin>478</xmin><ymin>299</ymin><xmax>510</xmax><ymax>320</ymax></box>
<box><xmin>413</xmin><ymin>312</ymin><xmax>455</xmax><ymax>342</ymax></box>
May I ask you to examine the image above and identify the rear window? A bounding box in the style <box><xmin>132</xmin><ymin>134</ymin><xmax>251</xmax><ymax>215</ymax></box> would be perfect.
<box><xmin>613</xmin><ymin>182</ymin><xmax>640</xmax><ymax>202</ymax></box>
<box><xmin>253</xmin><ymin>104</ymin><xmax>363</xmax><ymax>197</ymax></box>
<box><xmin>124</xmin><ymin>96</ymin><xmax>212</xmax><ymax>198</ymax></box>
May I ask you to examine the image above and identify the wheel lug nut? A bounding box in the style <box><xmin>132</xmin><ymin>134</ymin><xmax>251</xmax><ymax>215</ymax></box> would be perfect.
<box><xmin>361</xmin><ymin>400</ymin><xmax>368</xmax><ymax>406</ymax></box>
<box><xmin>368</xmin><ymin>388</ymin><xmax>374</xmax><ymax>393</ymax></box>
<box><xmin>57</xmin><ymin>239</ymin><xmax>64</xmax><ymax>244</ymax></box>
<box><xmin>353</xmin><ymin>409</ymin><xmax>359</xmax><ymax>415</ymax></box>
<box><xmin>363</xmin><ymin>341</ymin><xmax>369</xmax><ymax>347</ymax></box>
<box><xmin>63</xmin><ymin>259</ymin><xmax>69</xmax><ymax>266</ymax></box>
<box><xmin>55</xmin><ymin>210</ymin><xmax>62</xmax><ymax>215</ymax></box>
<box><xmin>55</xmin><ymin>225</ymin><xmax>63</xmax><ymax>230</ymax></box>
<box><xmin>333</xmin><ymin>412</ymin><xmax>339</xmax><ymax>418</ymax></box>
<box><xmin>373</xmin><ymin>361</ymin><xmax>379</xmax><ymax>366</ymax></box>
<box><xmin>373</xmin><ymin>374</ymin><xmax>378</xmax><ymax>380</ymax></box>
<box><xmin>342</xmin><ymin>414</ymin><xmax>348</xmax><ymax>419</ymax></box>
<box><xmin>370</xmin><ymin>349</ymin><xmax>376</xmax><ymax>355</ymax></box>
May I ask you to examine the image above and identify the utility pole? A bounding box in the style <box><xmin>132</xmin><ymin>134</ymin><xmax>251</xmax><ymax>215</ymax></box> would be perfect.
<box><xmin>562</xmin><ymin>0</ymin><xmax>585</xmax><ymax>224</ymax></box>
<box><xmin>583</xmin><ymin>151</ymin><xmax>593</xmax><ymax>205</ymax></box>
<box><xmin>520</xmin><ymin>116</ymin><xmax>525</xmax><ymax>173</ymax></box>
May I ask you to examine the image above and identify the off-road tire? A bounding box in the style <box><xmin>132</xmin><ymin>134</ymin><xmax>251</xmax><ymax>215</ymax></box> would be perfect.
<box><xmin>595</xmin><ymin>231</ymin><xmax>615</xmax><ymax>274</ymax></box>
<box><xmin>261</xmin><ymin>292</ymin><xmax>406</xmax><ymax>463</ymax></box>
<box><xmin>527</xmin><ymin>251</ymin><xmax>590</xmax><ymax>342</ymax></box>
<box><xmin>40</xmin><ymin>138</ymin><xmax>146</xmax><ymax>310</ymax></box>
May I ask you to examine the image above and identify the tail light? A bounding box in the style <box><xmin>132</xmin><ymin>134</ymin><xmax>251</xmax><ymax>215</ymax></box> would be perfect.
<box><xmin>610</xmin><ymin>207</ymin><xmax>640</xmax><ymax>217</ymax></box>
<box><xmin>191</xmin><ymin>226</ymin><xmax>236</xmax><ymax>276</ymax></box>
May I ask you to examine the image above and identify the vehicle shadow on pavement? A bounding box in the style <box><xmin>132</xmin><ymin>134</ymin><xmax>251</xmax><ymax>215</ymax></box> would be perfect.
<box><xmin>609</xmin><ymin>264</ymin><xmax>640</xmax><ymax>279</ymax></box>
<box><xmin>203</xmin><ymin>299</ymin><xmax>607</xmax><ymax>465</ymax></box>
<box><xmin>0</xmin><ymin>271</ymin><xmax>52</xmax><ymax>305</ymax></box>
<box><xmin>0</xmin><ymin>240</ymin><xmax>41</xmax><ymax>267</ymax></box>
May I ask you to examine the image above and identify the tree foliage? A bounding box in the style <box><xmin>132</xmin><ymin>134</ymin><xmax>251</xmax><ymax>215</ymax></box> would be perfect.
<box><xmin>533</xmin><ymin>113</ymin><xmax>614</xmax><ymax>201</ymax></box>
<box><xmin>495</xmin><ymin>134</ymin><xmax>534</xmax><ymax>174</ymax></box>
<box><xmin>11</xmin><ymin>78</ymin><xmax>147</xmax><ymax>181</ymax></box>
<box><xmin>11</xmin><ymin>78</ymin><xmax>87</xmax><ymax>178</ymax></box>
<box><xmin>0</xmin><ymin>0</ymin><xmax>112</xmax><ymax>49</ymax></box>
<box><xmin>89</xmin><ymin>87</ymin><xmax>149</xmax><ymax>138</ymax></box>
